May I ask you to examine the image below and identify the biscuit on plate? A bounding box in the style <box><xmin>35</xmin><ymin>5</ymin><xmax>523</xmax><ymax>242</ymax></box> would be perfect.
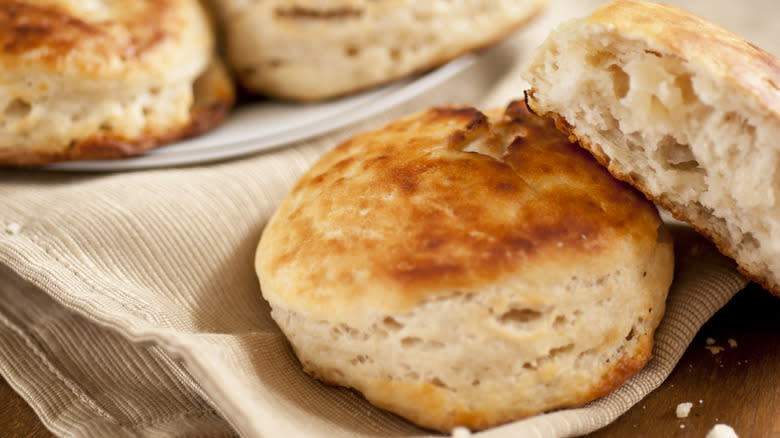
<box><xmin>255</xmin><ymin>100</ymin><xmax>674</xmax><ymax>432</ymax></box>
<box><xmin>210</xmin><ymin>0</ymin><xmax>546</xmax><ymax>101</ymax></box>
<box><xmin>0</xmin><ymin>0</ymin><xmax>234</xmax><ymax>166</ymax></box>
<box><xmin>522</xmin><ymin>0</ymin><xmax>780</xmax><ymax>295</ymax></box>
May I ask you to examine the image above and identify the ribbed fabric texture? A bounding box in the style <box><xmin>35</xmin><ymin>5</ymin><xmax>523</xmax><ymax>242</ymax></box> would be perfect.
<box><xmin>0</xmin><ymin>0</ymin><xmax>773</xmax><ymax>436</ymax></box>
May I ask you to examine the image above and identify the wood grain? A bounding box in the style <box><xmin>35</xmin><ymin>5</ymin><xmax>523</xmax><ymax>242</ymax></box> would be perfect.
<box><xmin>590</xmin><ymin>283</ymin><xmax>780</xmax><ymax>437</ymax></box>
<box><xmin>1</xmin><ymin>284</ymin><xmax>778</xmax><ymax>437</ymax></box>
<box><xmin>0</xmin><ymin>375</ymin><xmax>53</xmax><ymax>438</ymax></box>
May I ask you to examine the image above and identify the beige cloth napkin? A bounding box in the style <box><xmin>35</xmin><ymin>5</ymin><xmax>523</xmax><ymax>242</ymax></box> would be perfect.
<box><xmin>0</xmin><ymin>0</ymin><xmax>775</xmax><ymax>436</ymax></box>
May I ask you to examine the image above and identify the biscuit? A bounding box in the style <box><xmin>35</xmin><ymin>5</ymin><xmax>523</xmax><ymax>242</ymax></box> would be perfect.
<box><xmin>211</xmin><ymin>0</ymin><xmax>546</xmax><ymax>101</ymax></box>
<box><xmin>522</xmin><ymin>0</ymin><xmax>780</xmax><ymax>295</ymax></box>
<box><xmin>0</xmin><ymin>0</ymin><xmax>234</xmax><ymax>165</ymax></box>
<box><xmin>255</xmin><ymin>101</ymin><xmax>674</xmax><ymax>432</ymax></box>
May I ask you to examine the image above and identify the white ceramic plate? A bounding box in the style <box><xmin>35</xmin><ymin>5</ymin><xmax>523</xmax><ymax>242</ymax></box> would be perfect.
<box><xmin>47</xmin><ymin>55</ymin><xmax>476</xmax><ymax>172</ymax></box>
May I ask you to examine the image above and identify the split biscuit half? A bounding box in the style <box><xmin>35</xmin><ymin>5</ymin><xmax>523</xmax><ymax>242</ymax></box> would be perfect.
<box><xmin>523</xmin><ymin>0</ymin><xmax>780</xmax><ymax>295</ymax></box>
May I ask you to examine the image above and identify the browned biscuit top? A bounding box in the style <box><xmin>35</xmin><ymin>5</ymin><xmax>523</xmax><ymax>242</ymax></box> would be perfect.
<box><xmin>258</xmin><ymin>101</ymin><xmax>663</xmax><ymax>316</ymax></box>
<box><xmin>0</xmin><ymin>0</ymin><xmax>208</xmax><ymax>75</ymax></box>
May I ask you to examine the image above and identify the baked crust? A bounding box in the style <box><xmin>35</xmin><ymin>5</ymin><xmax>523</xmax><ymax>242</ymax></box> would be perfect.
<box><xmin>353</xmin><ymin>347</ymin><xmax>652</xmax><ymax>431</ymax></box>
<box><xmin>211</xmin><ymin>0</ymin><xmax>546</xmax><ymax>101</ymax></box>
<box><xmin>0</xmin><ymin>57</ymin><xmax>234</xmax><ymax>166</ymax></box>
<box><xmin>0</xmin><ymin>0</ymin><xmax>210</xmax><ymax>77</ymax></box>
<box><xmin>260</xmin><ymin>100</ymin><xmax>663</xmax><ymax>316</ymax></box>
<box><xmin>0</xmin><ymin>0</ymin><xmax>234</xmax><ymax>166</ymax></box>
<box><xmin>256</xmin><ymin>101</ymin><xmax>673</xmax><ymax>431</ymax></box>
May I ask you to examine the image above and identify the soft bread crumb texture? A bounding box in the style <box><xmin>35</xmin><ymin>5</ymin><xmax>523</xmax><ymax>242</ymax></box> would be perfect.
<box><xmin>211</xmin><ymin>0</ymin><xmax>545</xmax><ymax>101</ymax></box>
<box><xmin>522</xmin><ymin>0</ymin><xmax>780</xmax><ymax>294</ymax></box>
<box><xmin>257</xmin><ymin>101</ymin><xmax>674</xmax><ymax>432</ymax></box>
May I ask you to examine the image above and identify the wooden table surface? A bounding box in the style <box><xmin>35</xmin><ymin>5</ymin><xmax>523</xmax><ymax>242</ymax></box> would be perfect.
<box><xmin>2</xmin><ymin>283</ymin><xmax>778</xmax><ymax>437</ymax></box>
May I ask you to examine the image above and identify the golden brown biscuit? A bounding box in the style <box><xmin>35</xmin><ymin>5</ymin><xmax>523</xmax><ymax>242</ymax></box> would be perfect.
<box><xmin>256</xmin><ymin>101</ymin><xmax>674</xmax><ymax>432</ymax></box>
<box><xmin>522</xmin><ymin>0</ymin><xmax>780</xmax><ymax>295</ymax></box>
<box><xmin>0</xmin><ymin>0</ymin><xmax>234</xmax><ymax>165</ymax></box>
<box><xmin>210</xmin><ymin>0</ymin><xmax>546</xmax><ymax>101</ymax></box>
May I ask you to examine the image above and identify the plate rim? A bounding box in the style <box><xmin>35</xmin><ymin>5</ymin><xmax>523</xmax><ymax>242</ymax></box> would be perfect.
<box><xmin>45</xmin><ymin>54</ymin><xmax>477</xmax><ymax>172</ymax></box>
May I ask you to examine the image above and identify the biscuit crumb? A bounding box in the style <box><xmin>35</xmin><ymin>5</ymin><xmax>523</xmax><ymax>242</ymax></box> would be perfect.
<box><xmin>5</xmin><ymin>223</ymin><xmax>21</xmax><ymax>235</ymax></box>
<box><xmin>706</xmin><ymin>346</ymin><xmax>724</xmax><ymax>354</ymax></box>
<box><xmin>706</xmin><ymin>337</ymin><xmax>716</xmax><ymax>345</ymax></box>
<box><xmin>706</xmin><ymin>424</ymin><xmax>738</xmax><ymax>438</ymax></box>
<box><xmin>451</xmin><ymin>426</ymin><xmax>471</xmax><ymax>438</ymax></box>
<box><xmin>727</xmin><ymin>338</ymin><xmax>738</xmax><ymax>348</ymax></box>
<box><xmin>676</xmin><ymin>402</ymin><xmax>693</xmax><ymax>418</ymax></box>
